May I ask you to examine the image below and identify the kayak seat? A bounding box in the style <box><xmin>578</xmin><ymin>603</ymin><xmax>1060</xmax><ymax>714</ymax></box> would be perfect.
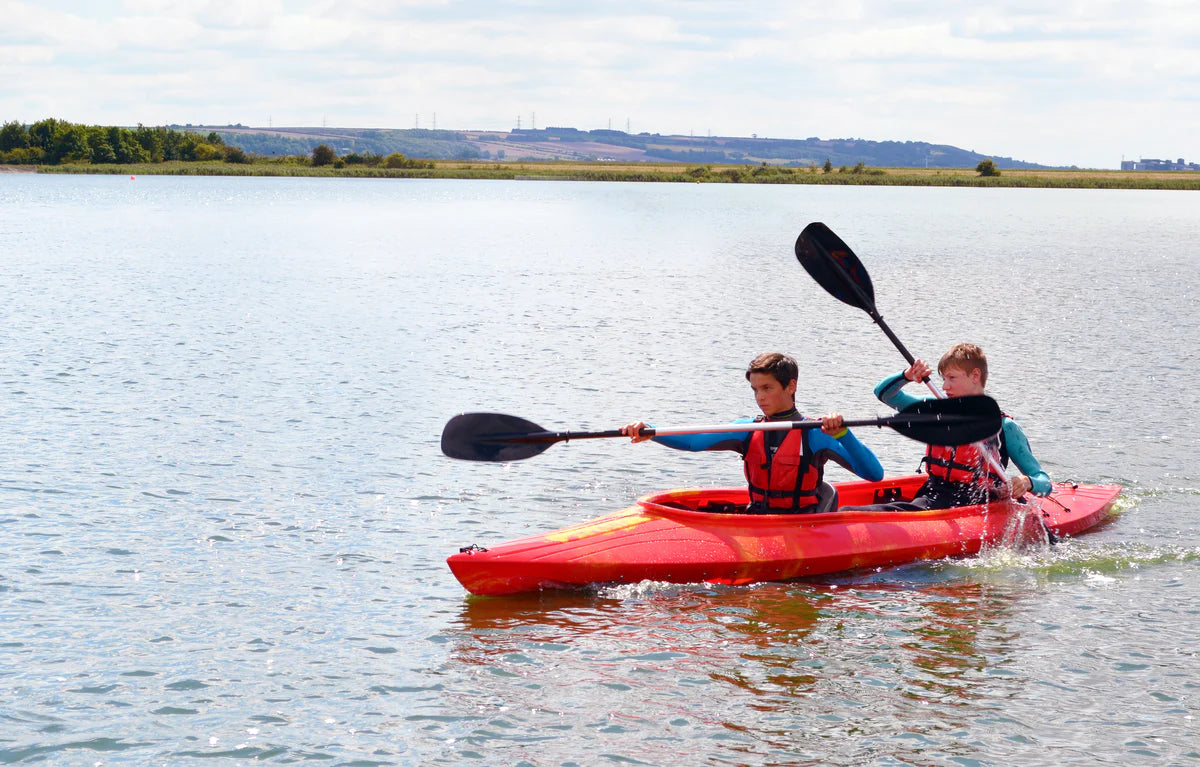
<box><xmin>871</xmin><ymin>485</ymin><xmax>906</xmax><ymax>504</ymax></box>
<box><xmin>695</xmin><ymin>500</ymin><xmax>746</xmax><ymax>514</ymax></box>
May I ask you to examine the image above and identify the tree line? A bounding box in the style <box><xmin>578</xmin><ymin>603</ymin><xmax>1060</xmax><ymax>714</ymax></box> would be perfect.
<box><xmin>0</xmin><ymin>119</ymin><xmax>249</xmax><ymax>165</ymax></box>
<box><xmin>308</xmin><ymin>144</ymin><xmax>432</xmax><ymax>169</ymax></box>
<box><xmin>0</xmin><ymin>119</ymin><xmax>436</xmax><ymax>171</ymax></box>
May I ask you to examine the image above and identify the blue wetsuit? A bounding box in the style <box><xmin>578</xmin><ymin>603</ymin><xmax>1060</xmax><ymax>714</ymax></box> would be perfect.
<box><xmin>875</xmin><ymin>371</ymin><xmax>1051</xmax><ymax>503</ymax></box>
<box><xmin>650</xmin><ymin>407</ymin><xmax>884</xmax><ymax>511</ymax></box>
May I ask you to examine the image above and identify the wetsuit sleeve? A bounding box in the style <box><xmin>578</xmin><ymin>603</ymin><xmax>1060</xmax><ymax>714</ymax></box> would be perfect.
<box><xmin>1003</xmin><ymin>418</ymin><xmax>1051</xmax><ymax>495</ymax></box>
<box><xmin>874</xmin><ymin>370</ymin><xmax>928</xmax><ymax>412</ymax></box>
<box><xmin>650</xmin><ymin>417</ymin><xmax>754</xmax><ymax>454</ymax></box>
<box><xmin>807</xmin><ymin>429</ymin><xmax>885</xmax><ymax>481</ymax></box>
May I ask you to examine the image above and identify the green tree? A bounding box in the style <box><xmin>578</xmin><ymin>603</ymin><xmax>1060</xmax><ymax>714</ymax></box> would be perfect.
<box><xmin>976</xmin><ymin>159</ymin><xmax>1001</xmax><ymax>177</ymax></box>
<box><xmin>27</xmin><ymin>118</ymin><xmax>60</xmax><ymax>151</ymax></box>
<box><xmin>383</xmin><ymin>151</ymin><xmax>411</xmax><ymax>168</ymax></box>
<box><xmin>178</xmin><ymin>134</ymin><xmax>204</xmax><ymax>161</ymax></box>
<box><xmin>312</xmin><ymin>144</ymin><xmax>336</xmax><ymax>166</ymax></box>
<box><xmin>822</xmin><ymin>158</ymin><xmax>832</xmax><ymax>174</ymax></box>
<box><xmin>2</xmin><ymin>146</ymin><xmax>43</xmax><ymax>164</ymax></box>
<box><xmin>166</xmin><ymin>130</ymin><xmax>184</xmax><ymax>159</ymax></box>
<box><xmin>0</xmin><ymin>121</ymin><xmax>28</xmax><ymax>152</ymax></box>
<box><xmin>386</xmin><ymin>151</ymin><xmax>435</xmax><ymax>169</ymax></box>
<box><xmin>193</xmin><ymin>142</ymin><xmax>222</xmax><ymax>161</ymax></box>
<box><xmin>88</xmin><ymin>130</ymin><xmax>117</xmax><ymax>163</ymax></box>
<box><xmin>105</xmin><ymin>126</ymin><xmax>147</xmax><ymax>163</ymax></box>
<box><xmin>133</xmin><ymin>125</ymin><xmax>165</xmax><ymax>162</ymax></box>
<box><xmin>51</xmin><ymin>124</ymin><xmax>89</xmax><ymax>163</ymax></box>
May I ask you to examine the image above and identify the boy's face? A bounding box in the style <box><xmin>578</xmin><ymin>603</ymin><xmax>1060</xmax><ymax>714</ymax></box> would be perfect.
<box><xmin>939</xmin><ymin>364</ymin><xmax>984</xmax><ymax>397</ymax></box>
<box><xmin>748</xmin><ymin>372</ymin><xmax>797</xmax><ymax>416</ymax></box>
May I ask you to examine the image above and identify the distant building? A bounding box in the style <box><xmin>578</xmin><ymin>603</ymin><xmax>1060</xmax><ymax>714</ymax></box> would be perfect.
<box><xmin>1121</xmin><ymin>157</ymin><xmax>1200</xmax><ymax>171</ymax></box>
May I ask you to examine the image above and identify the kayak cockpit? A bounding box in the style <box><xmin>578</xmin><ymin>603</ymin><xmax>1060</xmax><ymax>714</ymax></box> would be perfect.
<box><xmin>637</xmin><ymin>475</ymin><xmax>929</xmax><ymax>519</ymax></box>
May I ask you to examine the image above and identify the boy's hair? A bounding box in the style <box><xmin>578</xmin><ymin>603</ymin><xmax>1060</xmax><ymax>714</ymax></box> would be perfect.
<box><xmin>938</xmin><ymin>343</ymin><xmax>988</xmax><ymax>386</ymax></box>
<box><xmin>745</xmin><ymin>352</ymin><xmax>798</xmax><ymax>387</ymax></box>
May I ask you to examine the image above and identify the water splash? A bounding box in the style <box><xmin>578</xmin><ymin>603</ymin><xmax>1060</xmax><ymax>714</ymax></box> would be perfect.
<box><xmin>597</xmin><ymin>580</ymin><xmax>726</xmax><ymax>600</ymax></box>
<box><xmin>993</xmin><ymin>496</ymin><xmax>1052</xmax><ymax>551</ymax></box>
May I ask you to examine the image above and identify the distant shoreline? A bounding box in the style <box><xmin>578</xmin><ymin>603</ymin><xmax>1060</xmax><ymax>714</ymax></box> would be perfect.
<box><xmin>17</xmin><ymin>161</ymin><xmax>1200</xmax><ymax>190</ymax></box>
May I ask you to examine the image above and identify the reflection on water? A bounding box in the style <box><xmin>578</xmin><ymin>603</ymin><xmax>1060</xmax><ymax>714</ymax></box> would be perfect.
<box><xmin>436</xmin><ymin>520</ymin><xmax>1200</xmax><ymax>765</ymax></box>
<box><xmin>440</xmin><ymin>579</ymin><xmax>1031</xmax><ymax>764</ymax></box>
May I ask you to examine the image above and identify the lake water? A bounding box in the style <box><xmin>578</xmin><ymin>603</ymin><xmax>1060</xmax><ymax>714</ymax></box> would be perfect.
<box><xmin>2</xmin><ymin>174</ymin><xmax>1198</xmax><ymax>766</ymax></box>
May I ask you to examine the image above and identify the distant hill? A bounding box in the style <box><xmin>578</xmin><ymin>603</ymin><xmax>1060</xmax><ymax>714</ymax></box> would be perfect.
<box><xmin>182</xmin><ymin>124</ymin><xmax>1054</xmax><ymax>169</ymax></box>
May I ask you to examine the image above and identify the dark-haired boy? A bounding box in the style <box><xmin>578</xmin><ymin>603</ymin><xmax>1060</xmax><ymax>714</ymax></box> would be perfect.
<box><xmin>620</xmin><ymin>352</ymin><xmax>883</xmax><ymax>514</ymax></box>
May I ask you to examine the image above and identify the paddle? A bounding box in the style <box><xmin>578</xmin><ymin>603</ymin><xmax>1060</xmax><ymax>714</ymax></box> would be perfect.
<box><xmin>441</xmin><ymin>395</ymin><xmax>1002</xmax><ymax>462</ymax></box>
<box><xmin>795</xmin><ymin>222</ymin><xmax>942</xmax><ymax>398</ymax></box>
<box><xmin>795</xmin><ymin>222</ymin><xmax>1047</xmax><ymax>511</ymax></box>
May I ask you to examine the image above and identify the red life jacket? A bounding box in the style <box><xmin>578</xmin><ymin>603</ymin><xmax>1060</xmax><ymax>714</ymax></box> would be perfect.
<box><xmin>922</xmin><ymin>431</ymin><xmax>1008</xmax><ymax>493</ymax></box>
<box><xmin>744</xmin><ymin>425</ymin><xmax>821</xmax><ymax>511</ymax></box>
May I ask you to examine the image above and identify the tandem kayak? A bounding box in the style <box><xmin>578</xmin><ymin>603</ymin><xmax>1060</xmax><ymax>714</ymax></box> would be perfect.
<box><xmin>447</xmin><ymin>474</ymin><xmax>1122</xmax><ymax>596</ymax></box>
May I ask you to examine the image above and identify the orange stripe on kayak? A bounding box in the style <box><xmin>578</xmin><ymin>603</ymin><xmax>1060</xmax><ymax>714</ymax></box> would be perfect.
<box><xmin>545</xmin><ymin>509</ymin><xmax>652</xmax><ymax>542</ymax></box>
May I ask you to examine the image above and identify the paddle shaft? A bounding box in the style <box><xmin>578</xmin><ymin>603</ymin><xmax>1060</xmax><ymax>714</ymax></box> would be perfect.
<box><xmin>798</xmin><ymin>223</ymin><xmax>942</xmax><ymax>399</ymax></box>
<box><xmin>493</xmin><ymin>415</ymin><xmax>961</xmax><ymax>445</ymax></box>
<box><xmin>834</xmin><ymin>263</ymin><xmax>943</xmax><ymax>399</ymax></box>
<box><xmin>889</xmin><ymin>328</ymin><xmax>944</xmax><ymax>399</ymax></box>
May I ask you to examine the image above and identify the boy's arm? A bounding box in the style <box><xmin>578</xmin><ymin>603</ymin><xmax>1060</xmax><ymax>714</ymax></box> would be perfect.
<box><xmin>1003</xmin><ymin>418</ymin><xmax>1051</xmax><ymax>496</ymax></box>
<box><xmin>874</xmin><ymin>370</ymin><xmax>928</xmax><ymax>412</ymax></box>
<box><xmin>652</xmin><ymin>431</ymin><xmax>749</xmax><ymax>453</ymax></box>
<box><xmin>809</xmin><ymin>428</ymin><xmax>885</xmax><ymax>481</ymax></box>
<box><xmin>650</xmin><ymin>417</ymin><xmax>755</xmax><ymax>453</ymax></box>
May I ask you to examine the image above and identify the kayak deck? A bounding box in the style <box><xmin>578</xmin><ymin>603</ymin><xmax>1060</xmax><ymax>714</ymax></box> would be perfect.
<box><xmin>447</xmin><ymin>475</ymin><xmax>1122</xmax><ymax>596</ymax></box>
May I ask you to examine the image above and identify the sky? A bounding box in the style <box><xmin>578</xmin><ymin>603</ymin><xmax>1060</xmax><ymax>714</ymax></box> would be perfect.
<box><xmin>2</xmin><ymin>0</ymin><xmax>1198</xmax><ymax>168</ymax></box>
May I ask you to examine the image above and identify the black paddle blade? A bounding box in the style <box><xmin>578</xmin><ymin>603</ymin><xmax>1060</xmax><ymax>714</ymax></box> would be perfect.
<box><xmin>795</xmin><ymin>222</ymin><xmax>876</xmax><ymax>312</ymax></box>
<box><xmin>441</xmin><ymin>412</ymin><xmax>557</xmax><ymax>462</ymax></box>
<box><xmin>888</xmin><ymin>395</ymin><xmax>1003</xmax><ymax>446</ymax></box>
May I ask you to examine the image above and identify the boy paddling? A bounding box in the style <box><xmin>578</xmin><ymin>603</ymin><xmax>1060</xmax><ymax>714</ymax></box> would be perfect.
<box><xmin>866</xmin><ymin>343</ymin><xmax>1050</xmax><ymax>510</ymax></box>
<box><xmin>620</xmin><ymin>352</ymin><xmax>884</xmax><ymax>514</ymax></box>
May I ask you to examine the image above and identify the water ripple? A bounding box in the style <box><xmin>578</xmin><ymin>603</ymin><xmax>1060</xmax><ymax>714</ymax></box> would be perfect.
<box><xmin>2</xmin><ymin>176</ymin><xmax>1198</xmax><ymax>766</ymax></box>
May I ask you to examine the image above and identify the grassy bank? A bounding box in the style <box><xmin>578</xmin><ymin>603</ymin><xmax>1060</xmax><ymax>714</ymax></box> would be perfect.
<box><xmin>28</xmin><ymin>160</ymin><xmax>1200</xmax><ymax>190</ymax></box>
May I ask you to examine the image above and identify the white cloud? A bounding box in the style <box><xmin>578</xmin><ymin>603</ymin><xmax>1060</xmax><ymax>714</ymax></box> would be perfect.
<box><xmin>1</xmin><ymin>0</ymin><xmax>1197</xmax><ymax>166</ymax></box>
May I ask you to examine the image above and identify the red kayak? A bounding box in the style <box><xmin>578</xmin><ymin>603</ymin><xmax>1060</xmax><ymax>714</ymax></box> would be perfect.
<box><xmin>447</xmin><ymin>474</ymin><xmax>1122</xmax><ymax>596</ymax></box>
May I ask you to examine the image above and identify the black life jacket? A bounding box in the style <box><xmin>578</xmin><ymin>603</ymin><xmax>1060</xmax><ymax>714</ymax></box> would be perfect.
<box><xmin>744</xmin><ymin>420</ymin><xmax>820</xmax><ymax>512</ymax></box>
